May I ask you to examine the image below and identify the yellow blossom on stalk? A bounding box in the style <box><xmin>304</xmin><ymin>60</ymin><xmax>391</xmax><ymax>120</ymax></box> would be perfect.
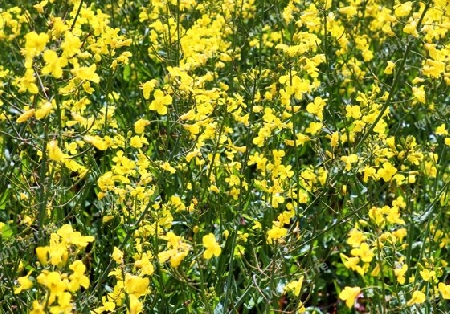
<box><xmin>61</xmin><ymin>31</ymin><xmax>81</xmax><ymax>57</ymax></box>
<box><xmin>129</xmin><ymin>294</ymin><xmax>144</xmax><ymax>314</ymax></box>
<box><xmin>407</xmin><ymin>291</ymin><xmax>425</xmax><ymax>306</ymax></box>
<box><xmin>339</xmin><ymin>286</ymin><xmax>361</xmax><ymax>308</ymax></box>
<box><xmin>47</xmin><ymin>140</ymin><xmax>66</xmax><ymax>162</ymax></box>
<box><xmin>394</xmin><ymin>2</ymin><xmax>412</xmax><ymax>17</ymax></box>
<box><xmin>135</xmin><ymin>252</ymin><xmax>155</xmax><ymax>275</ymax></box>
<box><xmin>306</xmin><ymin>97</ymin><xmax>326</xmax><ymax>120</ymax></box>
<box><xmin>394</xmin><ymin>264</ymin><xmax>408</xmax><ymax>284</ymax></box>
<box><xmin>362</xmin><ymin>166</ymin><xmax>377</xmax><ymax>183</ymax></box>
<box><xmin>351</xmin><ymin>242</ymin><xmax>374</xmax><ymax>263</ymax></box>
<box><xmin>161</xmin><ymin>162</ymin><xmax>176</xmax><ymax>173</ymax></box>
<box><xmin>377</xmin><ymin>162</ymin><xmax>397</xmax><ymax>181</ymax></box>
<box><xmin>149</xmin><ymin>89</ymin><xmax>172</xmax><ymax>115</ymax></box>
<box><xmin>305</xmin><ymin>122</ymin><xmax>322</xmax><ymax>135</ymax></box>
<box><xmin>23</xmin><ymin>31</ymin><xmax>49</xmax><ymax>58</ymax></box>
<box><xmin>438</xmin><ymin>282</ymin><xmax>450</xmax><ymax>299</ymax></box>
<box><xmin>141</xmin><ymin>79</ymin><xmax>158</xmax><ymax>99</ymax></box>
<box><xmin>285</xmin><ymin>276</ymin><xmax>304</xmax><ymax>297</ymax></box>
<box><xmin>346</xmin><ymin>105</ymin><xmax>361</xmax><ymax>119</ymax></box>
<box><xmin>392</xmin><ymin>228</ymin><xmax>407</xmax><ymax>243</ymax></box>
<box><xmin>57</xmin><ymin>224</ymin><xmax>90</xmax><ymax>245</ymax></box>
<box><xmin>16</xmin><ymin>108</ymin><xmax>35</xmax><ymax>122</ymax></box>
<box><xmin>124</xmin><ymin>274</ymin><xmax>149</xmax><ymax>297</ymax></box>
<box><xmin>112</xmin><ymin>247</ymin><xmax>124</xmax><ymax>263</ymax></box>
<box><xmin>35</xmin><ymin>101</ymin><xmax>53</xmax><ymax>120</ymax></box>
<box><xmin>347</xmin><ymin>228</ymin><xmax>366</xmax><ymax>247</ymax></box>
<box><xmin>203</xmin><ymin>233</ymin><xmax>221</xmax><ymax>259</ymax></box>
<box><xmin>30</xmin><ymin>300</ymin><xmax>45</xmax><ymax>314</ymax></box>
<box><xmin>436</xmin><ymin>124</ymin><xmax>447</xmax><ymax>135</ymax></box>
<box><xmin>41</xmin><ymin>50</ymin><xmax>68</xmax><ymax>78</ymax></box>
<box><xmin>15</xmin><ymin>69</ymin><xmax>39</xmax><ymax>94</ymax></box>
<box><xmin>130</xmin><ymin>135</ymin><xmax>149</xmax><ymax>148</ymax></box>
<box><xmin>384</xmin><ymin>61</ymin><xmax>395</xmax><ymax>74</ymax></box>
<box><xmin>84</xmin><ymin>135</ymin><xmax>108</xmax><ymax>150</ymax></box>
<box><xmin>71</xmin><ymin>64</ymin><xmax>100</xmax><ymax>83</ymax></box>
<box><xmin>412</xmin><ymin>86</ymin><xmax>426</xmax><ymax>103</ymax></box>
<box><xmin>341</xmin><ymin>154</ymin><xmax>358</xmax><ymax>171</ymax></box>
<box><xmin>267</xmin><ymin>225</ymin><xmax>287</xmax><ymax>244</ymax></box>
<box><xmin>420</xmin><ymin>269</ymin><xmax>436</xmax><ymax>282</ymax></box>
<box><xmin>422</xmin><ymin>59</ymin><xmax>445</xmax><ymax>78</ymax></box>
<box><xmin>14</xmin><ymin>275</ymin><xmax>33</xmax><ymax>294</ymax></box>
<box><xmin>339</xmin><ymin>6</ymin><xmax>357</xmax><ymax>17</ymax></box>
<box><xmin>134</xmin><ymin>118</ymin><xmax>150</xmax><ymax>134</ymax></box>
<box><xmin>68</xmin><ymin>260</ymin><xmax>90</xmax><ymax>292</ymax></box>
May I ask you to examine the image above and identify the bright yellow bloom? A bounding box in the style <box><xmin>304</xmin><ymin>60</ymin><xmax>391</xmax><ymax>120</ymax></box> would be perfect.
<box><xmin>407</xmin><ymin>291</ymin><xmax>425</xmax><ymax>306</ymax></box>
<box><xmin>420</xmin><ymin>269</ymin><xmax>436</xmax><ymax>282</ymax></box>
<box><xmin>285</xmin><ymin>276</ymin><xmax>304</xmax><ymax>297</ymax></box>
<box><xmin>47</xmin><ymin>140</ymin><xmax>66</xmax><ymax>162</ymax></box>
<box><xmin>438</xmin><ymin>282</ymin><xmax>450</xmax><ymax>299</ymax></box>
<box><xmin>266</xmin><ymin>226</ymin><xmax>287</xmax><ymax>244</ymax></box>
<box><xmin>347</xmin><ymin>228</ymin><xmax>366</xmax><ymax>247</ymax></box>
<box><xmin>16</xmin><ymin>108</ymin><xmax>35</xmax><ymax>123</ymax></box>
<box><xmin>377</xmin><ymin>162</ymin><xmax>397</xmax><ymax>181</ymax></box>
<box><xmin>351</xmin><ymin>243</ymin><xmax>374</xmax><ymax>263</ymax></box>
<box><xmin>203</xmin><ymin>233</ymin><xmax>221</xmax><ymax>259</ymax></box>
<box><xmin>341</xmin><ymin>154</ymin><xmax>358</xmax><ymax>171</ymax></box>
<box><xmin>394</xmin><ymin>264</ymin><xmax>408</xmax><ymax>284</ymax></box>
<box><xmin>14</xmin><ymin>275</ymin><xmax>33</xmax><ymax>294</ymax></box>
<box><xmin>24</xmin><ymin>31</ymin><xmax>49</xmax><ymax>58</ymax></box>
<box><xmin>124</xmin><ymin>274</ymin><xmax>149</xmax><ymax>297</ymax></box>
<box><xmin>134</xmin><ymin>118</ymin><xmax>150</xmax><ymax>134</ymax></box>
<box><xmin>149</xmin><ymin>89</ymin><xmax>172</xmax><ymax>115</ymax></box>
<box><xmin>339</xmin><ymin>286</ymin><xmax>361</xmax><ymax>308</ymax></box>
<box><xmin>394</xmin><ymin>2</ymin><xmax>412</xmax><ymax>17</ymax></box>
<box><xmin>71</xmin><ymin>64</ymin><xmax>100</xmax><ymax>83</ymax></box>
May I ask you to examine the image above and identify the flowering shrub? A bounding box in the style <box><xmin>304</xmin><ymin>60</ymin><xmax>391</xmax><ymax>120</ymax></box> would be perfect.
<box><xmin>0</xmin><ymin>0</ymin><xmax>449</xmax><ymax>313</ymax></box>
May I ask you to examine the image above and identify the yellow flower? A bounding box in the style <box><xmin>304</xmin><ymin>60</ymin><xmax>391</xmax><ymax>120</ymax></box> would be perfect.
<box><xmin>68</xmin><ymin>260</ymin><xmax>90</xmax><ymax>292</ymax></box>
<box><xmin>41</xmin><ymin>50</ymin><xmax>68</xmax><ymax>78</ymax></box>
<box><xmin>420</xmin><ymin>269</ymin><xmax>436</xmax><ymax>282</ymax></box>
<box><xmin>438</xmin><ymin>282</ymin><xmax>450</xmax><ymax>299</ymax></box>
<box><xmin>377</xmin><ymin>162</ymin><xmax>397</xmax><ymax>181</ymax></box>
<box><xmin>346</xmin><ymin>105</ymin><xmax>361</xmax><ymax>119</ymax></box>
<box><xmin>134</xmin><ymin>118</ymin><xmax>150</xmax><ymax>134</ymax></box>
<box><xmin>129</xmin><ymin>294</ymin><xmax>144</xmax><ymax>314</ymax></box>
<box><xmin>30</xmin><ymin>300</ymin><xmax>45</xmax><ymax>314</ymax></box>
<box><xmin>71</xmin><ymin>64</ymin><xmax>100</xmax><ymax>83</ymax></box>
<box><xmin>384</xmin><ymin>61</ymin><xmax>395</xmax><ymax>74</ymax></box>
<box><xmin>407</xmin><ymin>291</ymin><xmax>425</xmax><ymax>306</ymax></box>
<box><xmin>394</xmin><ymin>264</ymin><xmax>408</xmax><ymax>285</ymax></box>
<box><xmin>285</xmin><ymin>276</ymin><xmax>304</xmax><ymax>297</ymax></box>
<box><xmin>339</xmin><ymin>286</ymin><xmax>361</xmax><ymax>308</ymax></box>
<box><xmin>35</xmin><ymin>101</ymin><xmax>53</xmax><ymax>119</ymax></box>
<box><xmin>124</xmin><ymin>274</ymin><xmax>149</xmax><ymax>297</ymax></box>
<box><xmin>16</xmin><ymin>108</ymin><xmax>35</xmax><ymax>123</ymax></box>
<box><xmin>341</xmin><ymin>154</ymin><xmax>358</xmax><ymax>171</ymax></box>
<box><xmin>24</xmin><ymin>31</ymin><xmax>49</xmax><ymax>58</ymax></box>
<box><xmin>47</xmin><ymin>140</ymin><xmax>66</xmax><ymax>162</ymax></box>
<box><xmin>112</xmin><ymin>247</ymin><xmax>124</xmax><ymax>263</ymax></box>
<box><xmin>305</xmin><ymin>122</ymin><xmax>322</xmax><ymax>135</ymax></box>
<box><xmin>203</xmin><ymin>233</ymin><xmax>221</xmax><ymax>259</ymax></box>
<box><xmin>350</xmin><ymin>242</ymin><xmax>374</xmax><ymax>263</ymax></box>
<box><xmin>436</xmin><ymin>124</ymin><xmax>448</xmax><ymax>135</ymax></box>
<box><xmin>394</xmin><ymin>2</ymin><xmax>412</xmax><ymax>17</ymax></box>
<box><xmin>266</xmin><ymin>226</ymin><xmax>287</xmax><ymax>244</ymax></box>
<box><xmin>149</xmin><ymin>89</ymin><xmax>172</xmax><ymax>115</ymax></box>
<box><xmin>14</xmin><ymin>275</ymin><xmax>33</xmax><ymax>294</ymax></box>
<box><xmin>347</xmin><ymin>228</ymin><xmax>366</xmax><ymax>247</ymax></box>
<box><xmin>141</xmin><ymin>79</ymin><xmax>158</xmax><ymax>99</ymax></box>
